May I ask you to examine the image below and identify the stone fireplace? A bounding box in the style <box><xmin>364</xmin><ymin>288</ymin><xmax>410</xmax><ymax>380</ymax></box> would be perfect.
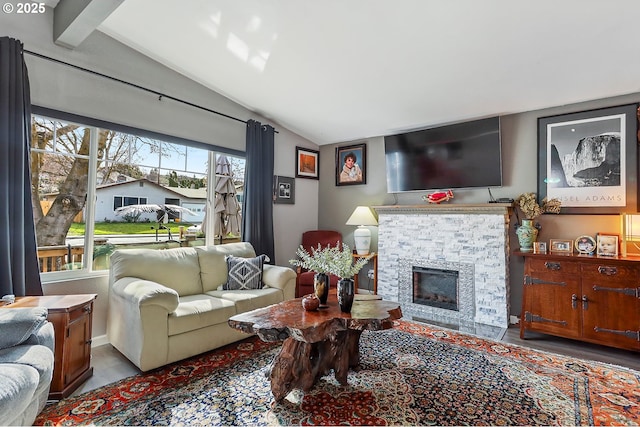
<box><xmin>374</xmin><ymin>204</ymin><xmax>512</xmax><ymax>332</ymax></box>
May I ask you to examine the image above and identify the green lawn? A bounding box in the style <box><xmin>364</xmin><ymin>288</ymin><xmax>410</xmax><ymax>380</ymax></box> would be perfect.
<box><xmin>68</xmin><ymin>222</ymin><xmax>198</xmax><ymax>236</ymax></box>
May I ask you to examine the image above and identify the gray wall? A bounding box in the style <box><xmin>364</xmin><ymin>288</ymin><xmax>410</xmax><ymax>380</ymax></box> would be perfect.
<box><xmin>2</xmin><ymin>10</ymin><xmax>318</xmax><ymax>340</ymax></box>
<box><xmin>320</xmin><ymin>94</ymin><xmax>640</xmax><ymax>317</ymax></box>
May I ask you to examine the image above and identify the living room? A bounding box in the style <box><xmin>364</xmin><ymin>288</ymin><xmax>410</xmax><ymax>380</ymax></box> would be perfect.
<box><xmin>2</xmin><ymin>1</ymin><xmax>640</xmax><ymax>425</ymax></box>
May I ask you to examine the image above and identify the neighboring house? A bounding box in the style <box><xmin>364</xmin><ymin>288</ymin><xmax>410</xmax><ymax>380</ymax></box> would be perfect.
<box><xmin>95</xmin><ymin>179</ymin><xmax>206</xmax><ymax>223</ymax></box>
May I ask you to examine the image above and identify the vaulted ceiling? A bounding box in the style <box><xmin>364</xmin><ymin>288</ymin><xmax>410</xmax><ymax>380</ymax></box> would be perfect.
<box><xmin>50</xmin><ymin>0</ymin><xmax>640</xmax><ymax>145</ymax></box>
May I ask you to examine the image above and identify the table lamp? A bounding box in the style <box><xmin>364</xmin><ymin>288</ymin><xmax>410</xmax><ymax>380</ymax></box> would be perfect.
<box><xmin>346</xmin><ymin>206</ymin><xmax>378</xmax><ymax>255</ymax></box>
<box><xmin>621</xmin><ymin>212</ymin><xmax>640</xmax><ymax>256</ymax></box>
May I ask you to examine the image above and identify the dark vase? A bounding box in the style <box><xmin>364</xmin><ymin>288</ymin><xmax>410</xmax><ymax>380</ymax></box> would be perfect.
<box><xmin>337</xmin><ymin>278</ymin><xmax>355</xmax><ymax>313</ymax></box>
<box><xmin>314</xmin><ymin>273</ymin><xmax>330</xmax><ymax>306</ymax></box>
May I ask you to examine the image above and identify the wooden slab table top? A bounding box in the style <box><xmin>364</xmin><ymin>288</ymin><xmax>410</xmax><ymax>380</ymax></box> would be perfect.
<box><xmin>228</xmin><ymin>293</ymin><xmax>402</xmax><ymax>401</ymax></box>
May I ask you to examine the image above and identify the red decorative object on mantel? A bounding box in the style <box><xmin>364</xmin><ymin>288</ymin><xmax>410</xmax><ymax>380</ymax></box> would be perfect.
<box><xmin>423</xmin><ymin>189</ymin><xmax>454</xmax><ymax>204</ymax></box>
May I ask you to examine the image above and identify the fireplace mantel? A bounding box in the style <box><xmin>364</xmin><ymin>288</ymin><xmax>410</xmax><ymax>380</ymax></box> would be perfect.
<box><xmin>374</xmin><ymin>203</ymin><xmax>513</xmax><ymax>216</ymax></box>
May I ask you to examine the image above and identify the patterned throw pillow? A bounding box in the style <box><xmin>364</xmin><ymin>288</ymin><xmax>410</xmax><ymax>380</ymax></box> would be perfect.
<box><xmin>223</xmin><ymin>254</ymin><xmax>270</xmax><ymax>290</ymax></box>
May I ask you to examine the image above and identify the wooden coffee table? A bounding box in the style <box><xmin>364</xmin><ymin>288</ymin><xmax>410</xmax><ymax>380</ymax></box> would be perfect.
<box><xmin>228</xmin><ymin>293</ymin><xmax>402</xmax><ymax>401</ymax></box>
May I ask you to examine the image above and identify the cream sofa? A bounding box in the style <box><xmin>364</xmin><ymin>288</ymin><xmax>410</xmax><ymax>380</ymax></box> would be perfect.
<box><xmin>107</xmin><ymin>242</ymin><xmax>296</xmax><ymax>371</ymax></box>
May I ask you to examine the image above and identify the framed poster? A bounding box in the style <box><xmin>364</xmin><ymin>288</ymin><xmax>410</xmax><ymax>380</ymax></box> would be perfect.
<box><xmin>537</xmin><ymin>103</ymin><xmax>639</xmax><ymax>214</ymax></box>
<box><xmin>295</xmin><ymin>147</ymin><xmax>319</xmax><ymax>180</ymax></box>
<box><xmin>335</xmin><ymin>143</ymin><xmax>367</xmax><ymax>186</ymax></box>
<box><xmin>273</xmin><ymin>175</ymin><xmax>295</xmax><ymax>204</ymax></box>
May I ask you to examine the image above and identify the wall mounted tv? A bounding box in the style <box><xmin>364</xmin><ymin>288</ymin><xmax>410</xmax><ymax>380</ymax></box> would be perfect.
<box><xmin>384</xmin><ymin>116</ymin><xmax>502</xmax><ymax>193</ymax></box>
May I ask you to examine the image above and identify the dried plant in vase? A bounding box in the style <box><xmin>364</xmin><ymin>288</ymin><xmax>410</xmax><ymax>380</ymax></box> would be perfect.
<box><xmin>514</xmin><ymin>192</ymin><xmax>561</xmax><ymax>252</ymax></box>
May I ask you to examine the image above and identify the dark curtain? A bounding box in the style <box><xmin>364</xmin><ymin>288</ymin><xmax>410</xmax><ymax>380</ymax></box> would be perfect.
<box><xmin>242</xmin><ymin>119</ymin><xmax>275</xmax><ymax>262</ymax></box>
<box><xmin>0</xmin><ymin>37</ymin><xmax>43</xmax><ymax>296</ymax></box>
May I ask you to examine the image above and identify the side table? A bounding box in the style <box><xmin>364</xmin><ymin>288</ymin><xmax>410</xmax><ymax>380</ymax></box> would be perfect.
<box><xmin>2</xmin><ymin>294</ymin><xmax>97</xmax><ymax>399</ymax></box>
<box><xmin>353</xmin><ymin>253</ymin><xmax>378</xmax><ymax>294</ymax></box>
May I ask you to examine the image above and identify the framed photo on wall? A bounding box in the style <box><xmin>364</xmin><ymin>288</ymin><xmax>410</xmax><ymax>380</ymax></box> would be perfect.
<box><xmin>295</xmin><ymin>146</ymin><xmax>319</xmax><ymax>180</ymax></box>
<box><xmin>335</xmin><ymin>143</ymin><xmax>367</xmax><ymax>186</ymax></box>
<box><xmin>273</xmin><ymin>175</ymin><xmax>295</xmax><ymax>204</ymax></box>
<box><xmin>537</xmin><ymin>103</ymin><xmax>639</xmax><ymax>214</ymax></box>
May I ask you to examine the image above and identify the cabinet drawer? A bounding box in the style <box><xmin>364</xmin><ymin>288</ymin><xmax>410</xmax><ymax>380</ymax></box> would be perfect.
<box><xmin>526</xmin><ymin>258</ymin><xmax>580</xmax><ymax>275</ymax></box>
<box><xmin>581</xmin><ymin>263</ymin><xmax>639</xmax><ymax>282</ymax></box>
<box><xmin>69</xmin><ymin>303</ymin><xmax>93</xmax><ymax>322</ymax></box>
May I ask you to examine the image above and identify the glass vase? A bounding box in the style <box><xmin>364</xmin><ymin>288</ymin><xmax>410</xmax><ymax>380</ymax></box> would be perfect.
<box><xmin>337</xmin><ymin>278</ymin><xmax>355</xmax><ymax>313</ymax></box>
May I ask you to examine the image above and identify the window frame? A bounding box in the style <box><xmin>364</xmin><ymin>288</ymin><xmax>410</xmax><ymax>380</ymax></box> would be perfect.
<box><xmin>32</xmin><ymin>106</ymin><xmax>244</xmax><ymax>282</ymax></box>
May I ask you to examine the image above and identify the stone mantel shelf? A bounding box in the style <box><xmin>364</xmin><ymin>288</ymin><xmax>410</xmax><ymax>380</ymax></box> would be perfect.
<box><xmin>373</xmin><ymin>203</ymin><xmax>513</xmax><ymax>215</ymax></box>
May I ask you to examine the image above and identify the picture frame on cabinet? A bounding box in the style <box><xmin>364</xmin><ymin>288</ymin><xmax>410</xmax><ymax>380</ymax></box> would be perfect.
<box><xmin>335</xmin><ymin>143</ymin><xmax>367</xmax><ymax>186</ymax></box>
<box><xmin>533</xmin><ymin>241</ymin><xmax>547</xmax><ymax>254</ymax></box>
<box><xmin>537</xmin><ymin>103</ymin><xmax>639</xmax><ymax>214</ymax></box>
<box><xmin>550</xmin><ymin>239</ymin><xmax>573</xmax><ymax>253</ymax></box>
<box><xmin>574</xmin><ymin>235</ymin><xmax>596</xmax><ymax>255</ymax></box>
<box><xmin>596</xmin><ymin>233</ymin><xmax>619</xmax><ymax>257</ymax></box>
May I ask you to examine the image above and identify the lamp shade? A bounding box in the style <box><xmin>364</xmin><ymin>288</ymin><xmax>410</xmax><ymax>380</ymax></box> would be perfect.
<box><xmin>345</xmin><ymin>206</ymin><xmax>378</xmax><ymax>226</ymax></box>
<box><xmin>346</xmin><ymin>206</ymin><xmax>378</xmax><ymax>255</ymax></box>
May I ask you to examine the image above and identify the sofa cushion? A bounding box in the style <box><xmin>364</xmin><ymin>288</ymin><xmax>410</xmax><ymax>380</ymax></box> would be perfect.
<box><xmin>168</xmin><ymin>295</ymin><xmax>237</xmax><ymax>336</ymax></box>
<box><xmin>0</xmin><ymin>364</ymin><xmax>38</xmax><ymax>426</ymax></box>
<box><xmin>111</xmin><ymin>247</ymin><xmax>202</xmax><ymax>296</ymax></box>
<box><xmin>206</xmin><ymin>288</ymin><xmax>283</xmax><ymax>313</ymax></box>
<box><xmin>223</xmin><ymin>254</ymin><xmax>269</xmax><ymax>290</ymax></box>
<box><xmin>0</xmin><ymin>307</ymin><xmax>48</xmax><ymax>350</ymax></box>
<box><xmin>195</xmin><ymin>243</ymin><xmax>258</xmax><ymax>292</ymax></box>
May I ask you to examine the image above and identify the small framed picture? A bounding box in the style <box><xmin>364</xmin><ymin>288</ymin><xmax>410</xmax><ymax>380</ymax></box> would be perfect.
<box><xmin>596</xmin><ymin>233</ymin><xmax>619</xmax><ymax>257</ymax></box>
<box><xmin>550</xmin><ymin>239</ymin><xmax>573</xmax><ymax>253</ymax></box>
<box><xmin>335</xmin><ymin>143</ymin><xmax>367</xmax><ymax>186</ymax></box>
<box><xmin>273</xmin><ymin>175</ymin><xmax>295</xmax><ymax>204</ymax></box>
<box><xmin>296</xmin><ymin>146</ymin><xmax>319</xmax><ymax>180</ymax></box>
<box><xmin>533</xmin><ymin>242</ymin><xmax>547</xmax><ymax>254</ymax></box>
<box><xmin>574</xmin><ymin>235</ymin><xmax>596</xmax><ymax>255</ymax></box>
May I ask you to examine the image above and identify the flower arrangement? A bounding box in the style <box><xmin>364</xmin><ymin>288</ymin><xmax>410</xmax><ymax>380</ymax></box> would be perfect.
<box><xmin>515</xmin><ymin>192</ymin><xmax>561</xmax><ymax>220</ymax></box>
<box><xmin>290</xmin><ymin>242</ymin><xmax>373</xmax><ymax>279</ymax></box>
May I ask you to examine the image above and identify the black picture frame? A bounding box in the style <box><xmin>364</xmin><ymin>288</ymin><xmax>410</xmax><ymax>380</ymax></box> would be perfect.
<box><xmin>537</xmin><ymin>103</ymin><xmax>639</xmax><ymax>214</ymax></box>
<box><xmin>295</xmin><ymin>146</ymin><xmax>319</xmax><ymax>180</ymax></box>
<box><xmin>335</xmin><ymin>143</ymin><xmax>367</xmax><ymax>186</ymax></box>
<box><xmin>273</xmin><ymin>175</ymin><xmax>295</xmax><ymax>204</ymax></box>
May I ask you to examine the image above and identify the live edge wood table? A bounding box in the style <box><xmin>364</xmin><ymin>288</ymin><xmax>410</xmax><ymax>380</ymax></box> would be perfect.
<box><xmin>228</xmin><ymin>293</ymin><xmax>402</xmax><ymax>401</ymax></box>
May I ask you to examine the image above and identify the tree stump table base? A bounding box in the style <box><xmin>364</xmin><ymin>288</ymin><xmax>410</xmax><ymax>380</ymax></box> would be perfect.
<box><xmin>228</xmin><ymin>293</ymin><xmax>401</xmax><ymax>401</ymax></box>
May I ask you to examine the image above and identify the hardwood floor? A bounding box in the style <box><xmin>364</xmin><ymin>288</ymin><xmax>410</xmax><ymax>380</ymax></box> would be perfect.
<box><xmin>71</xmin><ymin>324</ymin><xmax>640</xmax><ymax>398</ymax></box>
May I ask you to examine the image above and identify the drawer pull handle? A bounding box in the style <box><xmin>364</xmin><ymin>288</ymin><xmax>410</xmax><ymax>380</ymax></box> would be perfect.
<box><xmin>598</xmin><ymin>266</ymin><xmax>618</xmax><ymax>276</ymax></box>
<box><xmin>83</xmin><ymin>306</ymin><xmax>92</xmax><ymax>313</ymax></box>
<box><xmin>571</xmin><ymin>294</ymin><xmax>577</xmax><ymax>309</ymax></box>
<box><xmin>582</xmin><ymin>295</ymin><xmax>588</xmax><ymax>310</ymax></box>
<box><xmin>544</xmin><ymin>262</ymin><xmax>561</xmax><ymax>271</ymax></box>
<box><xmin>85</xmin><ymin>339</ymin><xmax>92</xmax><ymax>345</ymax></box>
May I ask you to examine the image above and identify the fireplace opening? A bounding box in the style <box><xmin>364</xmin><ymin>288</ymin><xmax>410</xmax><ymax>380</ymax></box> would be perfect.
<box><xmin>412</xmin><ymin>266</ymin><xmax>459</xmax><ymax>311</ymax></box>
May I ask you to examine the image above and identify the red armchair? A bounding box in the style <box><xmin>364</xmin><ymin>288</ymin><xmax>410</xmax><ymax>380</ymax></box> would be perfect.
<box><xmin>295</xmin><ymin>230</ymin><xmax>342</xmax><ymax>298</ymax></box>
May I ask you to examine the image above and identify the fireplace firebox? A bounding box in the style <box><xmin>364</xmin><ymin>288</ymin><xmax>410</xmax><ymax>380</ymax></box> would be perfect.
<box><xmin>412</xmin><ymin>266</ymin><xmax>459</xmax><ymax>311</ymax></box>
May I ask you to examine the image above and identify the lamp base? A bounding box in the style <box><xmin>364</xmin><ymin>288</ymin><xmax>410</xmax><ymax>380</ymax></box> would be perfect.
<box><xmin>353</xmin><ymin>227</ymin><xmax>371</xmax><ymax>255</ymax></box>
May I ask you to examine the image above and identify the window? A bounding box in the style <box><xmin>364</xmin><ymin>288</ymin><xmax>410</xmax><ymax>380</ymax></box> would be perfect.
<box><xmin>31</xmin><ymin>113</ymin><xmax>245</xmax><ymax>278</ymax></box>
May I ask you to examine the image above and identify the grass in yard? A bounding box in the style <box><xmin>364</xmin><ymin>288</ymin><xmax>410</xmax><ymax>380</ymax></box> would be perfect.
<box><xmin>68</xmin><ymin>222</ymin><xmax>197</xmax><ymax>236</ymax></box>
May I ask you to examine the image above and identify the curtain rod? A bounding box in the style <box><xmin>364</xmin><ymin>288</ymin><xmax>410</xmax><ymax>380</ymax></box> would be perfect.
<box><xmin>24</xmin><ymin>49</ymin><xmax>278</xmax><ymax>133</ymax></box>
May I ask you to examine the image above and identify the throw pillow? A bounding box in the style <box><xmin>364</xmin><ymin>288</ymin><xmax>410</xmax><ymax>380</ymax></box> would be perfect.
<box><xmin>224</xmin><ymin>254</ymin><xmax>270</xmax><ymax>290</ymax></box>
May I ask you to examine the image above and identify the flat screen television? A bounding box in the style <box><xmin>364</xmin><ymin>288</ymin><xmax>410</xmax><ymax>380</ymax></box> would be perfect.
<box><xmin>384</xmin><ymin>116</ymin><xmax>502</xmax><ymax>193</ymax></box>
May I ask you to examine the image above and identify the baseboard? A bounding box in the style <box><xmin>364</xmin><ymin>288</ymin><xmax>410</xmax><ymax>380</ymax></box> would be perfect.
<box><xmin>92</xmin><ymin>334</ymin><xmax>110</xmax><ymax>348</ymax></box>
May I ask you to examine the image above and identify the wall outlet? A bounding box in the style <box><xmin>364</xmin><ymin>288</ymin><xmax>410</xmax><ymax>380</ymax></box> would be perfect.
<box><xmin>367</xmin><ymin>269</ymin><xmax>375</xmax><ymax>279</ymax></box>
<box><xmin>509</xmin><ymin>315</ymin><xmax>520</xmax><ymax>325</ymax></box>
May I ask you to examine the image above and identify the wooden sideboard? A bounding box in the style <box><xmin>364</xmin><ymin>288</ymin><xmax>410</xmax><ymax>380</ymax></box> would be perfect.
<box><xmin>516</xmin><ymin>251</ymin><xmax>639</xmax><ymax>352</ymax></box>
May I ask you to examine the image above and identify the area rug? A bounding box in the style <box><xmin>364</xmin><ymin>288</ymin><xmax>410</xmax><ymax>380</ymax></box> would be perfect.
<box><xmin>36</xmin><ymin>320</ymin><xmax>640</xmax><ymax>426</ymax></box>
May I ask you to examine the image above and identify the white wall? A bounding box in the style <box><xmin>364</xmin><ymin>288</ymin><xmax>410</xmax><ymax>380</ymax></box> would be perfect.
<box><xmin>2</xmin><ymin>10</ymin><xmax>318</xmax><ymax>339</ymax></box>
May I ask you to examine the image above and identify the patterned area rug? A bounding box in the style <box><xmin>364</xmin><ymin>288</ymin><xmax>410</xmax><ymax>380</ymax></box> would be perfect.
<box><xmin>36</xmin><ymin>320</ymin><xmax>640</xmax><ymax>426</ymax></box>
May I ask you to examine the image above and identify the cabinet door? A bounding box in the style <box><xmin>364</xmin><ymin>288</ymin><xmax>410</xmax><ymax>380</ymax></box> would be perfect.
<box><xmin>581</xmin><ymin>263</ymin><xmax>640</xmax><ymax>351</ymax></box>
<box><xmin>64</xmin><ymin>303</ymin><xmax>93</xmax><ymax>386</ymax></box>
<box><xmin>522</xmin><ymin>258</ymin><xmax>581</xmax><ymax>339</ymax></box>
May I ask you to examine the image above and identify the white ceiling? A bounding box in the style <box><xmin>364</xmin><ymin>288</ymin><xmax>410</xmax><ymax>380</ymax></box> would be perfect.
<box><xmin>90</xmin><ymin>0</ymin><xmax>640</xmax><ymax>145</ymax></box>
